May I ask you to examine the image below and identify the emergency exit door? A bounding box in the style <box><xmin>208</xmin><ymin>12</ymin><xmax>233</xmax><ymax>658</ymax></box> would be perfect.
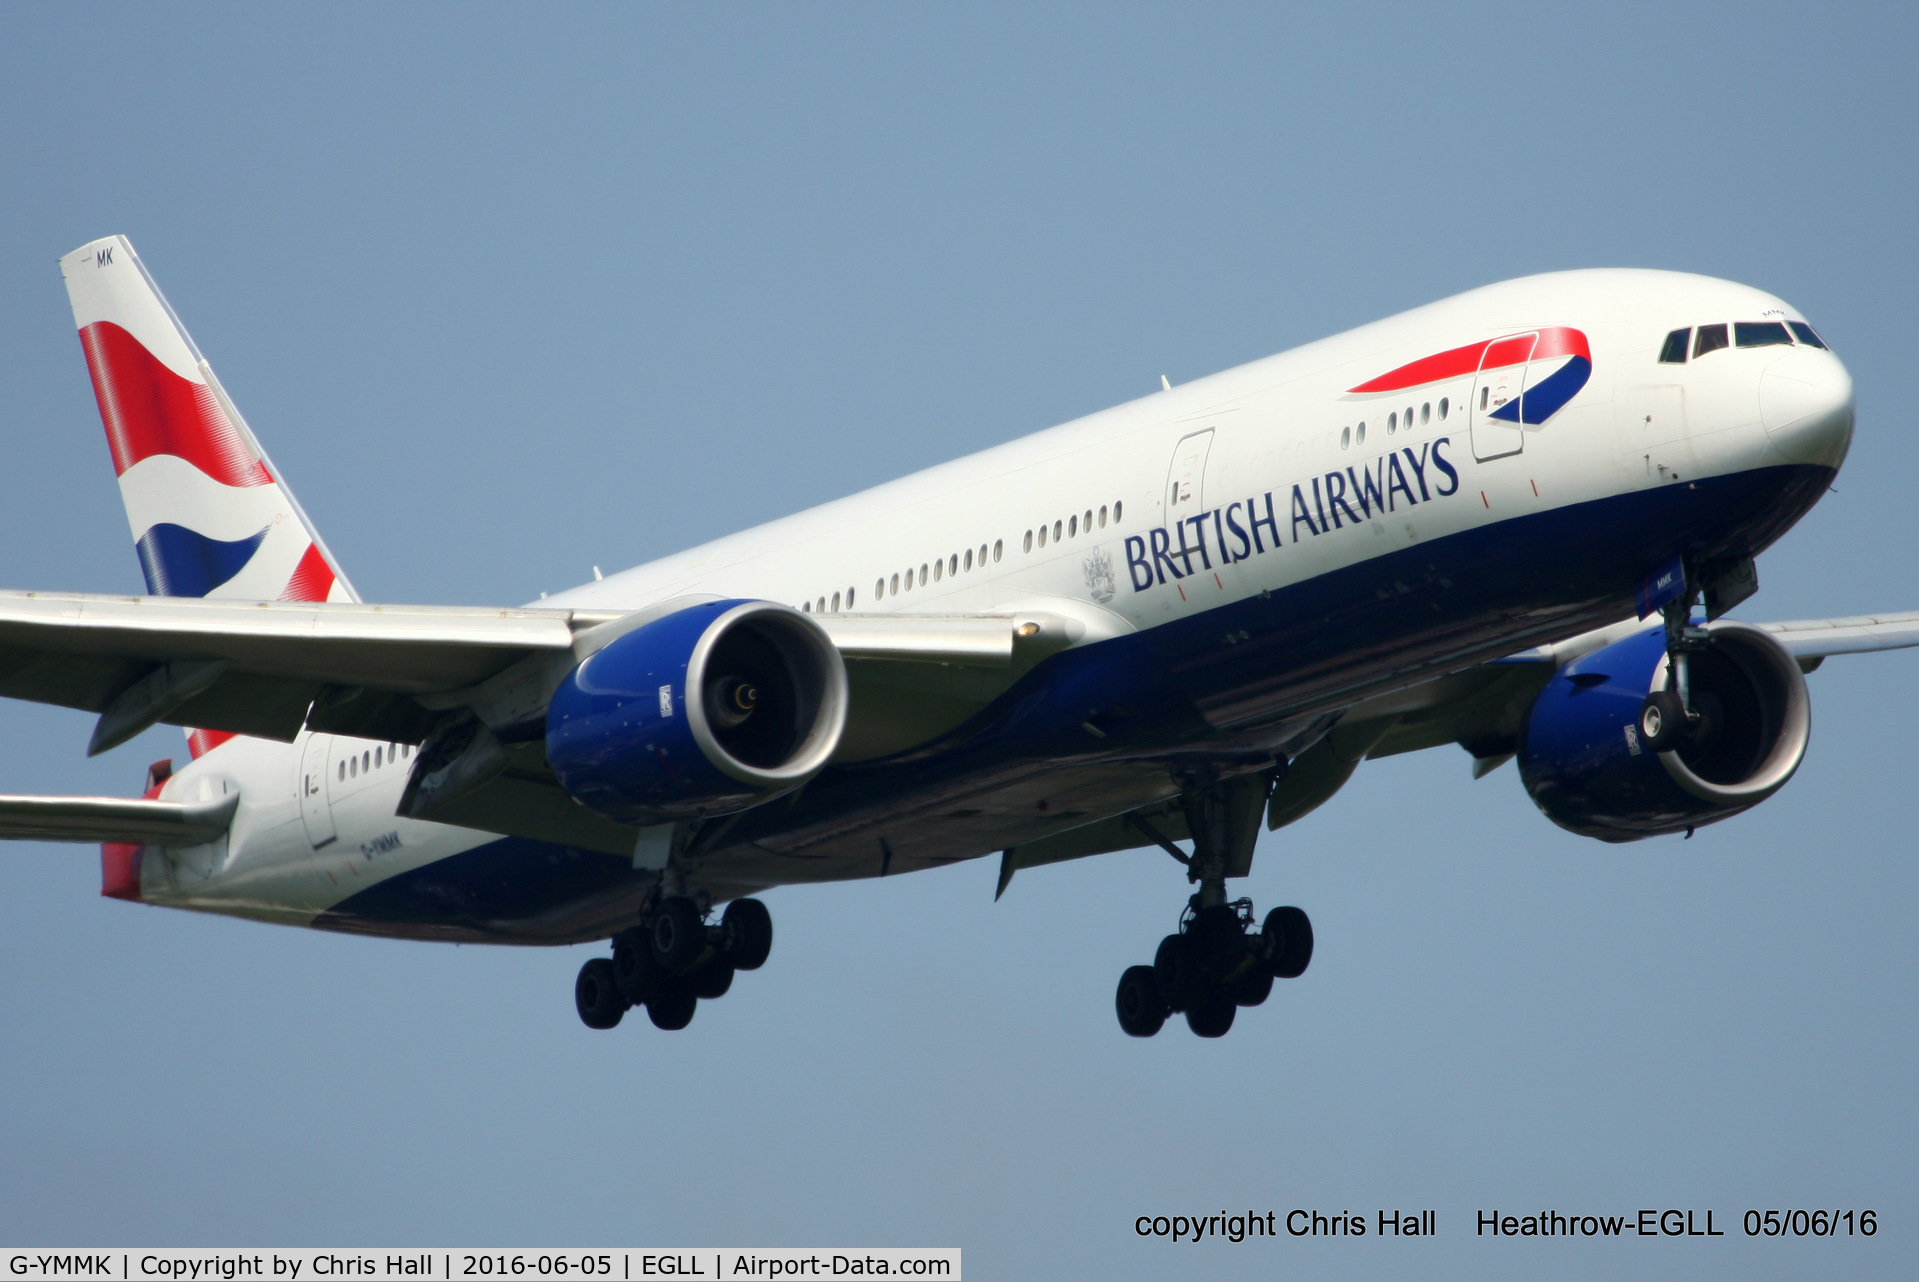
<box><xmin>1165</xmin><ymin>429</ymin><xmax>1214</xmax><ymax>520</ymax></box>
<box><xmin>298</xmin><ymin>732</ymin><xmax>336</xmax><ymax>848</ymax></box>
<box><xmin>1470</xmin><ymin>332</ymin><xmax>1538</xmax><ymax>461</ymax></box>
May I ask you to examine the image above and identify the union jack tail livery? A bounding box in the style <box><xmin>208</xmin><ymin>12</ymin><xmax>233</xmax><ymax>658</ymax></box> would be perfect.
<box><xmin>60</xmin><ymin>236</ymin><xmax>356</xmax><ymax>608</ymax></box>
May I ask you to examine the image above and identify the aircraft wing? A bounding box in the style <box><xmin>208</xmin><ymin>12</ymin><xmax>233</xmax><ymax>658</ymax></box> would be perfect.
<box><xmin>0</xmin><ymin>589</ymin><xmax>1075</xmax><ymax>754</ymax></box>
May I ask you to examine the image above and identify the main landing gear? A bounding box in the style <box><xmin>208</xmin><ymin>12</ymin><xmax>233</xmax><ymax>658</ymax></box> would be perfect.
<box><xmin>1116</xmin><ymin>898</ymin><xmax>1313</xmax><ymax>1038</ymax></box>
<box><xmin>574</xmin><ymin>895</ymin><xmax>773</xmax><ymax>1031</ymax></box>
<box><xmin>1115</xmin><ymin>772</ymin><xmax>1313</xmax><ymax>1038</ymax></box>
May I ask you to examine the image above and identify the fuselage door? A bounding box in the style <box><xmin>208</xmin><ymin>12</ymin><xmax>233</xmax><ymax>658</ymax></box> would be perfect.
<box><xmin>1470</xmin><ymin>332</ymin><xmax>1537</xmax><ymax>461</ymax></box>
<box><xmin>298</xmin><ymin>731</ymin><xmax>336</xmax><ymax>848</ymax></box>
<box><xmin>1165</xmin><ymin>429</ymin><xmax>1215</xmax><ymax>522</ymax></box>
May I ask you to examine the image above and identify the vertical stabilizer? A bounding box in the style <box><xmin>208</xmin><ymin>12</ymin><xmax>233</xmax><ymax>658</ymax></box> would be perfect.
<box><xmin>60</xmin><ymin>236</ymin><xmax>358</xmax><ymax>605</ymax></box>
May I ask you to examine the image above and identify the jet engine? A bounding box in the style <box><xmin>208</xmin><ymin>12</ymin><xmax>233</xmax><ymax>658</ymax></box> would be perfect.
<box><xmin>547</xmin><ymin>599</ymin><xmax>848</xmax><ymax>824</ymax></box>
<box><xmin>1519</xmin><ymin>622</ymin><xmax>1810</xmax><ymax>841</ymax></box>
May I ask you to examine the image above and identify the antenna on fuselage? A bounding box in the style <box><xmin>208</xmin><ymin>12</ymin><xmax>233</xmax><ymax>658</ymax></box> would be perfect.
<box><xmin>1161</xmin><ymin>374</ymin><xmax>1172</xmax><ymax>390</ymax></box>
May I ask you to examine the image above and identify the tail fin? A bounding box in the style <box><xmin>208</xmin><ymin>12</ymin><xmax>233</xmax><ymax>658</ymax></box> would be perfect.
<box><xmin>59</xmin><ymin>236</ymin><xmax>357</xmax><ymax>606</ymax></box>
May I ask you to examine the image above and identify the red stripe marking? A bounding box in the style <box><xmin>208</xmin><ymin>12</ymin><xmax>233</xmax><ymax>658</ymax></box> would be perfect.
<box><xmin>1348</xmin><ymin>327</ymin><xmax>1592</xmax><ymax>394</ymax></box>
<box><xmin>281</xmin><ymin>542</ymin><xmax>336</xmax><ymax>602</ymax></box>
<box><xmin>1481</xmin><ymin>491</ymin><xmax>1490</xmax><ymax>508</ymax></box>
<box><xmin>101</xmin><ymin>774</ymin><xmax>169</xmax><ymax>901</ymax></box>
<box><xmin>77</xmin><ymin>321</ymin><xmax>273</xmax><ymax>487</ymax></box>
<box><xmin>187</xmin><ymin>728</ymin><xmax>236</xmax><ymax>759</ymax></box>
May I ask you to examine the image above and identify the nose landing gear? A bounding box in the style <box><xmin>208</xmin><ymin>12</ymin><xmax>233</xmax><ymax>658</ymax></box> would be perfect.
<box><xmin>573</xmin><ymin>895</ymin><xmax>773</xmax><ymax>1031</ymax></box>
<box><xmin>1114</xmin><ymin>772</ymin><xmax>1313</xmax><ymax>1039</ymax></box>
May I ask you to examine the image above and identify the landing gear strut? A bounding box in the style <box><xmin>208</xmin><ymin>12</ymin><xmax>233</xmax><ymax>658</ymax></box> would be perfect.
<box><xmin>1114</xmin><ymin>773</ymin><xmax>1314</xmax><ymax>1039</ymax></box>
<box><xmin>1639</xmin><ymin>576</ymin><xmax>1717</xmax><ymax>753</ymax></box>
<box><xmin>574</xmin><ymin>895</ymin><xmax>774</xmax><ymax>1031</ymax></box>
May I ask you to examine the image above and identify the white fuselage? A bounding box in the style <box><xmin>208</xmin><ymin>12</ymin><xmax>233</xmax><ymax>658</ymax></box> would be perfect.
<box><xmin>127</xmin><ymin>268</ymin><xmax>1853</xmax><ymax>933</ymax></box>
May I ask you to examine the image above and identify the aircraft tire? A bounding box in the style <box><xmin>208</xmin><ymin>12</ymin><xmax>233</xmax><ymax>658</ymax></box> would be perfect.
<box><xmin>647</xmin><ymin>981</ymin><xmax>697</xmax><ymax>1031</ymax></box>
<box><xmin>1639</xmin><ymin>689</ymin><xmax>1686</xmax><ymax>752</ymax></box>
<box><xmin>575</xmin><ymin>958</ymin><xmax>626</xmax><ymax>1030</ymax></box>
<box><xmin>721</xmin><ymin>897</ymin><xmax>773</xmax><ymax>970</ymax></box>
<box><xmin>1188</xmin><ymin>904</ymin><xmax>1248</xmax><ymax>982</ymax></box>
<box><xmin>612</xmin><ymin>928</ymin><xmax>658</xmax><ymax>1005</ymax></box>
<box><xmin>650</xmin><ymin>896</ymin><xmax>706</xmax><ymax>972</ymax></box>
<box><xmin>1264</xmin><ymin>906</ymin><xmax>1314</xmax><ymax>979</ymax></box>
<box><xmin>1115</xmin><ymin>965</ymin><xmax>1168</xmax><ymax>1037</ymax></box>
<box><xmin>1231</xmin><ymin>965</ymin><xmax>1274</xmax><ymax>1007</ymax></box>
<box><xmin>1185</xmin><ymin>993</ymin><xmax>1236</xmax><ymax>1038</ymax></box>
<box><xmin>690</xmin><ymin>959</ymin><xmax>735</xmax><ymax>1000</ymax></box>
<box><xmin>1153</xmin><ymin>934</ymin><xmax>1200</xmax><ymax>1013</ymax></box>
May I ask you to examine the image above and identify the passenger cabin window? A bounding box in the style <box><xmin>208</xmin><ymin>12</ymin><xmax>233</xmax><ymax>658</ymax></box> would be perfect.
<box><xmin>1023</xmin><ymin>530</ymin><xmax>1033</xmax><ymax>552</ymax></box>
<box><xmin>1660</xmin><ymin>328</ymin><xmax>1691</xmax><ymax>363</ymax></box>
<box><xmin>1735</xmin><ymin>321</ymin><xmax>1792</xmax><ymax>348</ymax></box>
<box><xmin>1437</xmin><ymin>398</ymin><xmax>1448</xmax><ymax>420</ymax></box>
<box><xmin>1693</xmin><ymin>324</ymin><xmax>1730</xmax><ymax>358</ymax></box>
<box><xmin>994</xmin><ymin>539</ymin><xmax>1003</xmax><ymax>560</ymax></box>
<box><xmin>1789</xmin><ymin>321</ymin><xmax>1828</xmax><ymax>349</ymax></box>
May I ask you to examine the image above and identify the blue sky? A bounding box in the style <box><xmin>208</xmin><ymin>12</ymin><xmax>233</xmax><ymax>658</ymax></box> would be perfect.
<box><xmin>0</xmin><ymin>4</ymin><xmax>1914</xmax><ymax>1277</ymax></box>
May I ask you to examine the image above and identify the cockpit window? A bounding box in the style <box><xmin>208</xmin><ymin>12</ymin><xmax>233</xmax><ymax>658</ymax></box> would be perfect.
<box><xmin>1693</xmin><ymin>323</ymin><xmax>1729</xmax><ymax>359</ymax></box>
<box><xmin>1789</xmin><ymin>321</ymin><xmax>1828</xmax><ymax>350</ymax></box>
<box><xmin>1659</xmin><ymin>328</ymin><xmax>1691</xmax><ymax>363</ymax></box>
<box><xmin>1735</xmin><ymin>321</ymin><xmax>1792</xmax><ymax>348</ymax></box>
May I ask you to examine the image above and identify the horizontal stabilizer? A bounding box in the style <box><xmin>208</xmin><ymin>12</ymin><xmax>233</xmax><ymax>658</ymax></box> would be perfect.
<box><xmin>0</xmin><ymin>790</ymin><xmax>236</xmax><ymax>844</ymax></box>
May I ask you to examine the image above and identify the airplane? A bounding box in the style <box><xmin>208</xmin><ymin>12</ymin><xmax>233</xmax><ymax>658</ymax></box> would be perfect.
<box><xmin>0</xmin><ymin>234</ymin><xmax>1896</xmax><ymax>1039</ymax></box>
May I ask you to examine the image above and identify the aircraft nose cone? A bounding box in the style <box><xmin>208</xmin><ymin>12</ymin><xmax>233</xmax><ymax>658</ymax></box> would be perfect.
<box><xmin>1760</xmin><ymin>348</ymin><xmax>1854</xmax><ymax>468</ymax></box>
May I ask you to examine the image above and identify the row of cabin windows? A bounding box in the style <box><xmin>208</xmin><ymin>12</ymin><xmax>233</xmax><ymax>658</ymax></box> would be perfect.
<box><xmin>1660</xmin><ymin>321</ymin><xmax>1827</xmax><ymax>364</ymax></box>
<box><xmin>1024</xmin><ymin>501</ymin><xmax>1123</xmax><ymax>553</ymax></box>
<box><xmin>340</xmin><ymin>742</ymin><xmax>410</xmax><ymax>782</ymax></box>
<box><xmin>1341</xmin><ymin>399</ymin><xmax>1449</xmax><ymax>450</ymax></box>
<box><xmin>874</xmin><ymin>539</ymin><xmax>1004</xmax><ymax>601</ymax></box>
<box><xmin>801</xmin><ymin>588</ymin><xmax>857</xmax><ymax>614</ymax></box>
<box><xmin>809</xmin><ymin>499</ymin><xmax>1130</xmax><ymax>610</ymax></box>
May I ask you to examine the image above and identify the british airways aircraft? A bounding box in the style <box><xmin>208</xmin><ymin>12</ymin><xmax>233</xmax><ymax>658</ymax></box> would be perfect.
<box><xmin>0</xmin><ymin>235</ymin><xmax>1891</xmax><ymax>1038</ymax></box>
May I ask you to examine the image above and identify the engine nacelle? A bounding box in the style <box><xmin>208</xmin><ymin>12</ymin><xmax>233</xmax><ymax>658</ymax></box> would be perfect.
<box><xmin>546</xmin><ymin>599</ymin><xmax>848</xmax><ymax>824</ymax></box>
<box><xmin>1519</xmin><ymin>621</ymin><xmax>1811</xmax><ymax>841</ymax></box>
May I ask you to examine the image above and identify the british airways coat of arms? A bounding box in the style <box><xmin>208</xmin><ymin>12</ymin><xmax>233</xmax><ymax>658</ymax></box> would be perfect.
<box><xmin>1082</xmin><ymin>546</ymin><xmax>1116</xmax><ymax>604</ymax></box>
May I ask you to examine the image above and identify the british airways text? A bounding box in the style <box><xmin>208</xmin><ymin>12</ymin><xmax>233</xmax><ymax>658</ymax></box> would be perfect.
<box><xmin>1124</xmin><ymin>437</ymin><xmax>1461</xmax><ymax>591</ymax></box>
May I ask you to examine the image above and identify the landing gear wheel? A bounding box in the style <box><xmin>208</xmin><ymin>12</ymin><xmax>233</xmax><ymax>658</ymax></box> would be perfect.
<box><xmin>1264</xmin><ymin>906</ymin><xmax>1314</xmax><ymax>979</ymax></box>
<box><xmin>1639</xmin><ymin>689</ymin><xmax>1686</xmax><ymax>752</ymax></box>
<box><xmin>1153</xmin><ymin>933</ymin><xmax>1201</xmax><ymax>1013</ymax></box>
<box><xmin>720</xmin><ymin>897</ymin><xmax>773</xmax><ymax>970</ymax></box>
<box><xmin>646</xmin><ymin>980</ymin><xmax>697</xmax><ymax>1031</ymax></box>
<box><xmin>650</xmin><ymin>896</ymin><xmax>706</xmax><ymax>972</ymax></box>
<box><xmin>1185</xmin><ymin>993</ymin><xmax>1236</xmax><ymax>1038</ymax></box>
<box><xmin>611</xmin><ymin>928</ymin><xmax>658</xmax><ymax>1005</ymax></box>
<box><xmin>1115</xmin><ymin>965</ymin><xmax>1168</xmax><ymax>1037</ymax></box>
<box><xmin>574</xmin><ymin>958</ymin><xmax>625</xmax><ymax>1029</ymax></box>
<box><xmin>1231</xmin><ymin>965</ymin><xmax>1273</xmax><ymax>1007</ymax></box>
<box><xmin>690</xmin><ymin>960</ymin><xmax>735</xmax><ymax>1000</ymax></box>
<box><xmin>1188</xmin><ymin>903</ymin><xmax>1249</xmax><ymax>982</ymax></box>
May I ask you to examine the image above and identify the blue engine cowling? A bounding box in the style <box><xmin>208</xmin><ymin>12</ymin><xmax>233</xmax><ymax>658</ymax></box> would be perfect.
<box><xmin>1519</xmin><ymin>621</ymin><xmax>1811</xmax><ymax>841</ymax></box>
<box><xmin>546</xmin><ymin>599</ymin><xmax>849</xmax><ymax>824</ymax></box>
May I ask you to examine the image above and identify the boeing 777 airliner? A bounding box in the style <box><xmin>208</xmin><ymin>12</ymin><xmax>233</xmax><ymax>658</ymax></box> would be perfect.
<box><xmin>0</xmin><ymin>236</ymin><xmax>1889</xmax><ymax>1038</ymax></box>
